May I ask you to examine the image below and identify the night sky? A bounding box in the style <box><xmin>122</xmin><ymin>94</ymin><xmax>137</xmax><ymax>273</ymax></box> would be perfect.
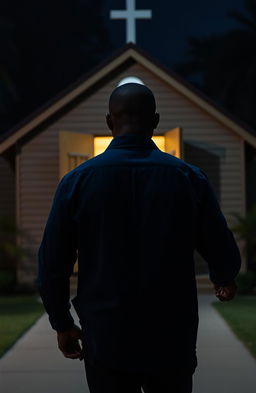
<box><xmin>105</xmin><ymin>0</ymin><xmax>245</xmax><ymax>64</ymax></box>
<box><xmin>0</xmin><ymin>0</ymin><xmax>249</xmax><ymax>133</ymax></box>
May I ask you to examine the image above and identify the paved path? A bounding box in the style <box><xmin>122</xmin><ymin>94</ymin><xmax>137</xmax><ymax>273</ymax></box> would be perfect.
<box><xmin>193</xmin><ymin>295</ymin><xmax>256</xmax><ymax>393</ymax></box>
<box><xmin>1</xmin><ymin>294</ymin><xmax>256</xmax><ymax>393</ymax></box>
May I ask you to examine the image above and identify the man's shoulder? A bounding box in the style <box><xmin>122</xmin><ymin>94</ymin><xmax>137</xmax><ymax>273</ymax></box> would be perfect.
<box><xmin>157</xmin><ymin>152</ymin><xmax>207</xmax><ymax>180</ymax></box>
<box><xmin>61</xmin><ymin>154</ymin><xmax>105</xmax><ymax>182</ymax></box>
<box><xmin>180</xmin><ymin>161</ymin><xmax>210</xmax><ymax>191</ymax></box>
<box><xmin>182</xmin><ymin>161</ymin><xmax>208</xmax><ymax>180</ymax></box>
<box><xmin>161</xmin><ymin>156</ymin><xmax>210</xmax><ymax>196</ymax></box>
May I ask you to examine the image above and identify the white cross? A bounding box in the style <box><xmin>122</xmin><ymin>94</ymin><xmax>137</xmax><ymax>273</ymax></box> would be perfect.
<box><xmin>110</xmin><ymin>0</ymin><xmax>152</xmax><ymax>44</ymax></box>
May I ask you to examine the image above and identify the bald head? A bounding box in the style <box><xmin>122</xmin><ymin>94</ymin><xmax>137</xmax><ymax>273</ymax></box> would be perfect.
<box><xmin>106</xmin><ymin>83</ymin><xmax>159</xmax><ymax>137</ymax></box>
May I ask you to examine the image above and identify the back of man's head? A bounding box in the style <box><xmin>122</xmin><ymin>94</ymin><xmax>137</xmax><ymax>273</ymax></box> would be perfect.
<box><xmin>106</xmin><ymin>83</ymin><xmax>159</xmax><ymax>137</ymax></box>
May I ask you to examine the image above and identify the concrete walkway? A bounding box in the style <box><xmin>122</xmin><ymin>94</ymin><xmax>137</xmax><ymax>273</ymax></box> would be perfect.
<box><xmin>1</xmin><ymin>294</ymin><xmax>256</xmax><ymax>393</ymax></box>
<box><xmin>193</xmin><ymin>295</ymin><xmax>256</xmax><ymax>393</ymax></box>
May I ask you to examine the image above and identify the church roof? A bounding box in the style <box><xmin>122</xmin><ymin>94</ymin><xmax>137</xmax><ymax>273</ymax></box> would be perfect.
<box><xmin>1</xmin><ymin>43</ymin><xmax>256</xmax><ymax>153</ymax></box>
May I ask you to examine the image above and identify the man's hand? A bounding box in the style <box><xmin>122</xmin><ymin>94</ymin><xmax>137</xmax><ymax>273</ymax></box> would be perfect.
<box><xmin>214</xmin><ymin>281</ymin><xmax>237</xmax><ymax>302</ymax></box>
<box><xmin>57</xmin><ymin>324</ymin><xmax>84</xmax><ymax>360</ymax></box>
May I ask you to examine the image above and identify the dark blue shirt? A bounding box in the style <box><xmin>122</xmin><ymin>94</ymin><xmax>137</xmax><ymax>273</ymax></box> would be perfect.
<box><xmin>36</xmin><ymin>134</ymin><xmax>241</xmax><ymax>374</ymax></box>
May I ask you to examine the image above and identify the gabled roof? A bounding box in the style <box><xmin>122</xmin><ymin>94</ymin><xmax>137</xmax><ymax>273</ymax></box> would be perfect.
<box><xmin>1</xmin><ymin>43</ymin><xmax>256</xmax><ymax>153</ymax></box>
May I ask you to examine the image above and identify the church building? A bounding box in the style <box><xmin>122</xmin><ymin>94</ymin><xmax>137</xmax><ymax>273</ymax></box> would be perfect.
<box><xmin>0</xmin><ymin>43</ymin><xmax>255</xmax><ymax>289</ymax></box>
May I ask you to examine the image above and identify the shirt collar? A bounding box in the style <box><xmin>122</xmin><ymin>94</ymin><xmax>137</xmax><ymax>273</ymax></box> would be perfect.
<box><xmin>105</xmin><ymin>134</ymin><xmax>160</xmax><ymax>151</ymax></box>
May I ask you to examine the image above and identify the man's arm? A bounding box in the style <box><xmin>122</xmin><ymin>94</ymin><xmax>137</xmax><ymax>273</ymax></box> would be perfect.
<box><xmin>194</xmin><ymin>169</ymin><xmax>242</xmax><ymax>290</ymax></box>
<box><xmin>36</xmin><ymin>175</ymin><xmax>77</xmax><ymax>332</ymax></box>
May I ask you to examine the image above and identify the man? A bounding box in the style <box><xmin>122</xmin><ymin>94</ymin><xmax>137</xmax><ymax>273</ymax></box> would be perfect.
<box><xmin>36</xmin><ymin>83</ymin><xmax>241</xmax><ymax>393</ymax></box>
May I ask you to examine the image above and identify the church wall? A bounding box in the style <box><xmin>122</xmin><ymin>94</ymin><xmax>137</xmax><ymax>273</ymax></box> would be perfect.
<box><xmin>18</xmin><ymin>62</ymin><xmax>246</xmax><ymax>285</ymax></box>
<box><xmin>18</xmin><ymin>125</ymin><xmax>59</xmax><ymax>285</ymax></box>
<box><xmin>0</xmin><ymin>156</ymin><xmax>15</xmax><ymax>221</ymax></box>
<box><xmin>0</xmin><ymin>155</ymin><xmax>15</xmax><ymax>273</ymax></box>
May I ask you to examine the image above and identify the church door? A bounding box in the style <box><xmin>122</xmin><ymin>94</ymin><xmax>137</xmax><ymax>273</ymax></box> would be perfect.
<box><xmin>164</xmin><ymin>128</ymin><xmax>183</xmax><ymax>159</ymax></box>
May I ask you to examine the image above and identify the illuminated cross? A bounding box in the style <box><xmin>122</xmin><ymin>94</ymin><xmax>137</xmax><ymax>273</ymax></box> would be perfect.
<box><xmin>110</xmin><ymin>0</ymin><xmax>152</xmax><ymax>44</ymax></box>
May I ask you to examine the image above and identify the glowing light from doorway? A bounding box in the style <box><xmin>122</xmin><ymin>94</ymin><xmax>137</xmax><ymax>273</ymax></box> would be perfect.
<box><xmin>94</xmin><ymin>137</ymin><xmax>112</xmax><ymax>156</ymax></box>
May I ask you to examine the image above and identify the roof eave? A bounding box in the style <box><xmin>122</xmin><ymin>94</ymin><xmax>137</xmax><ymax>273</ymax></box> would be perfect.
<box><xmin>1</xmin><ymin>43</ymin><xmax>256</xmax><ymax>153</ymax></box>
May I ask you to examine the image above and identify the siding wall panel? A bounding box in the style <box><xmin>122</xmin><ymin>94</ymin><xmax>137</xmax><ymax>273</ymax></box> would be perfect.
<box><xmin>0</xmin><ymin>156</ymin><xmax>15</xmax><ymax>220</ymax></box>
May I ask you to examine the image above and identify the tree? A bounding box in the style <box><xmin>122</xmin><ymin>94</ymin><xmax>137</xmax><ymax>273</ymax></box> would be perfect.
<box><xmin>231</xmin><ymin>204</ymin><xmax>256</xmax><ymax>293</ymax></box>
<box><xmin>175</xmin><ymin>0</ymin><xmax>256</xmax><ymax>130</ymax></box>
<box><xmin>0</xmin><ymin>215</ymin><xmax>32</xmax><ymax>293</ymax></box>
<box><xmin>232</xmin><ymin>204</ymin><xmax>256</xmax><ymax>270</ymax></box>
<box><xmin>0</xmin><ymin>0</ymin><xmax>112</xmax><ymax>134</ymax></box>
<box><xmin>0</xmin><ymin>14</ymin><xmax>20</xmax><ymax>131</ymax></box>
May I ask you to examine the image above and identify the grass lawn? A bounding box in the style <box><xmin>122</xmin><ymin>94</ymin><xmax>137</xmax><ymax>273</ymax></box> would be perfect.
<box><xmin>212</xmin><ymin>296</ymin><xmax>256</xmax><ymax>359</ymax></box>
<box><xmin>0</xmin><ymin>295</ymin><xmax>45</xmax><ymax>359</ymax></box>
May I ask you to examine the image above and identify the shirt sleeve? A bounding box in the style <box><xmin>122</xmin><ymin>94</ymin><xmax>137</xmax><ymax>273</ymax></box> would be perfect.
<box><xmin>36</xmin><ymin>174</ymin><xmax>78</xmax><ymax>332</ymax></box>
<box><xmin>194</xmin><ymin>169</ymin><xmax>242</xmax><ymax>286</ymax></box>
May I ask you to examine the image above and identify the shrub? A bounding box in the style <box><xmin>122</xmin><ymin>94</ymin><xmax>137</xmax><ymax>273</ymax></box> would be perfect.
<box><xmin>231</xmin><ymin>204</ymin><xmax>256</xmax><ymax>270</ymax></box>
<box><xmin>235</xmin><ymin>271</ymin><xmax>256</xmax><ymax>295</ymax></box>
<box><xmin>0</xmin><ymin>215</ymin><xmax>33</xmax><ymax>294</ymax></box>
<box><xmin>0</xmin><ymin>269</ymin><xmax>16</xmax><ymax>294</ymax></box>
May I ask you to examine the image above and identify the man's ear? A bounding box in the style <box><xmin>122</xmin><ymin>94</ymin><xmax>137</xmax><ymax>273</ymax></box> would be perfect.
<box><xmin>106</xmin><ymin>113</ymin><xmax>113</xmax><ymax>130</ymax></box>
<box><xmin>154</xmin><ymin>113</ymin><xmax>160</xmax><ymax>129</ymax></box>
